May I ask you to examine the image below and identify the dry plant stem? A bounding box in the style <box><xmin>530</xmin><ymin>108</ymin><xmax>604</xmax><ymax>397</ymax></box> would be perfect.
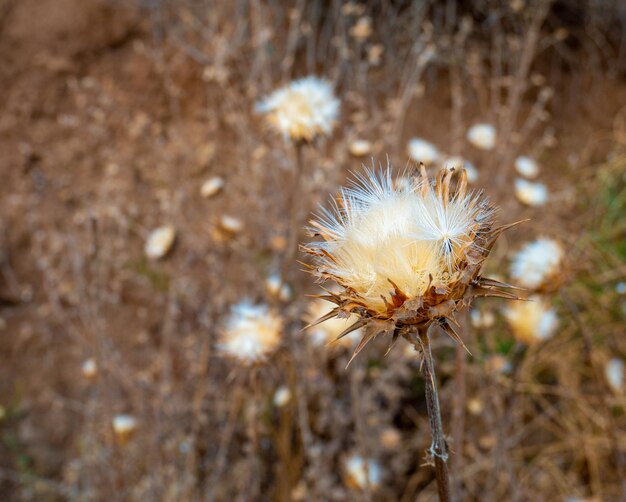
<box><xmin>450</xmin><ymin>310</ymin><xmax>468</xmax><ymax>500</ymax></box>
<box><xmin>282</xmin><ymin>141</ymin><xmax>304</xmax><ymax>283</ymax></box>
<box><xmin>412</xmin><ymin>326</ymin><xmax>452</xmax><ymax>502</ymax></box>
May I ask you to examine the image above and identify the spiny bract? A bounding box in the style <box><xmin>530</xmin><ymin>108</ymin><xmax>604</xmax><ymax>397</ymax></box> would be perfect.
<box><xmin>256</xmin><ymin>76</ymin><xmax>340</xmax><ymax>142</ymax></box>
<box><xmin>303</xmin><ymin>165</ymin><xmax>518</xmax><ymax>360</ymax></box>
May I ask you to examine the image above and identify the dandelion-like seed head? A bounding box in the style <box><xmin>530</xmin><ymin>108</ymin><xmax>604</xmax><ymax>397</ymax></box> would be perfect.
<box><xmin>256</xmin><ymin>76</ymin><xmax>340</xmax><ymax>142</ymax></box>
<box><xmin>504</xmin><ymin>295</ymin><xmax>558</xmax><ymax>345</ymax></box>
<box><xmin>304</xmin><ymin>164</ymin><xmax>517</xmax><ymax>359</ymax></box>
<box><xmin>217</xmin><ymin>302</ymin><xmax>283</xmax><ymax>365</ymax></box>
<box><xmin>510</xmin><ymin>237</ymin><xmax>564</xmax><ymax>291</ymax></box>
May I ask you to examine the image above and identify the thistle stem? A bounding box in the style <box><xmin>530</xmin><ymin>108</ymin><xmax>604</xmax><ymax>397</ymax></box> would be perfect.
<box><xmin>282</xmin><ymin>141</ymin><xmax>304</xmax><ymax>282</ymax></box>
<box><xmin>411</xmin><ymin>325</ymin><xmax>452</xmax><ymax>502</ymax></box>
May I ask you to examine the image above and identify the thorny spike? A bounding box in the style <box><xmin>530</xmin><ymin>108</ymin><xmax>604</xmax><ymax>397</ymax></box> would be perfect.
<box><xmin>346</xmin><ymin>330</ymin><xmax>378</xmax><ymax>368</ymax></box>
<box><xmin>442</xmin><ymin>168</ymin><xmax>454</xmax><ymax>206</ymax></box>
<box><xmin>384</xmin><ymin>330</ymin><xmax>400</xmax><ymax>357</ymax></box>
<box><xmin>333</xmin><ymin>318</ymin><xmax>369</xmax><ymax>343</ymax></box>
<box><xmin>470</xmin><ymin>286</ymin><xmax>522</xmax><ymax>300</ymax></box>
<box><xmin>439</xmin><ymin>319</ymin><xmax>471</xmax><ymax>355</ymax></box>
<box><xmin>303</xmin><ymin>308</ymin><xmax>340</xmax><ymax>331</ymax></box>
<box><xmin>476</xmin><ymin>277</ymin><xmax>524</xmax><ymax>290</ymax></box>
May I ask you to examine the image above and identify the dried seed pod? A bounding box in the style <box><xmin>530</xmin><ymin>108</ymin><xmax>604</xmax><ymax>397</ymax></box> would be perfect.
<box><xmin>303</xmin><ymin>165</ymin><xmax>519</xmax><ymax>360</ymax></box>
<box><xmin>256</xmin><ymin>76</ymin><xmax>340</xmax><ymax>142</ymax></box>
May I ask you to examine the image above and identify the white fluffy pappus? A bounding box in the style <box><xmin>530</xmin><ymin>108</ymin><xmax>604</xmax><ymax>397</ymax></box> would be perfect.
<box><xmin>256</xmin><ymin>76</ymin><xmax>340</xmax><ymax>142</ymax></box>
<box><xmin>308</xmin><ymin>167</ymin><xmax>494</xmax><ymax>314</ymax></box>
<box><xmin>510</xmin><ymin>237</ymin><xmax>563</xmax><ymax>290</ymax></box>
<box><xmin>407</xmin><ymin>138</ymin><xmax>440</xmax><ymax>165</ymax></box>
<box><xmin>344</xmin><ymin>455</ymin><xmax>382</xmax><ymax>490</ymax></box>
<box><xmin>514</xmin><ymin>178</ymin><xmax>549</xmax><ymax>206</ymax></box>
<box><xmin>467</xmin><ymin>123</ymin><xmax>497</xmax><ymax>150</ymax></box>
<box><xmin>217</xmin><ymin>302</ymin><xmax>283</xmax><ymax>364</ymax></box>
<box><xmin>504</xmin><ymin>295</ymin><xmax>558</xmax><ymax>345</ymax></box>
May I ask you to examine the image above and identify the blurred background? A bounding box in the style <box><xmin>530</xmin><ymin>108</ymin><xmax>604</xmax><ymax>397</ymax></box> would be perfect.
<box><xmin>1</xmin><ymin>0</ymin><xmax>625</xmax><ymax>500</ymax></box>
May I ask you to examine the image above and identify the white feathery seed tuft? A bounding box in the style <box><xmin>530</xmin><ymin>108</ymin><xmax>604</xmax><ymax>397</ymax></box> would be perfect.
<box><xmin>256</xmin><ymin>76</ymin><xmax>340</xmax><ymax>142</ymax></box>
<box><xmin>407</xmin><ymin>138</ymin><xmax>440</xmax><ymax>165</ymax></box>
<box><xmin>308</xmin><ymin>167</ymin><xmax>493</xmax><ymax>314</ymax></box>
<box><xmin>344</xmin><ymin>455</ymin><xmax>382</xmax><ymax>490</ymax></box>
<box><xmin>510</xmin><ymin>237</ymin><xmax>563</xmax><ymax>290</ymax></box>
<box><xmin>467</xmin><ymin>123</ymin><xmax>497</xmax><ymax>150</ymax></box>
<box><xmin>504</xmin><ymin>296</ymin><xmax>558</xmax><ymax>345</ymax></box>
<box><xmin>514</xmin><ymin>178</ymin><xmax>549</xmax><ymax>206</ymax></box>
<box><xmin>217</xmin><ymin>302</ymin><xmax>283</xmax><ymax>364</ymax></box>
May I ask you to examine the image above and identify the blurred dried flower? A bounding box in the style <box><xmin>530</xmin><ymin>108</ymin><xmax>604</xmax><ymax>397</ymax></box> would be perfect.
<box><xmin>467</xmin><ymin>397</ymin><xmax>483</xmax><ymax>415</ymax></box>
<box><xmin>349</xmin><ymin>139</ymin><xmax>372</xmax><ymax>157</ymax></box>
<box><xmin>145</xmin><ymin>225</ymin><xmax>176</xmax><ymax>259</ymax></box>
<box><xmin>350</xmin><ymin>17</ymin><xmax>372</xmax><ymax>41</ymax></box>
<box><xmin>256</xmin><ymin>76</ymin><xmax>340</xmax><ymax>142</ymax></box>
<box><xmin>217</xmin><ymin>302</ymin><xmax>283</xmax><ymax>365</ymax></box>
<box><xmin>265</xmin><ymin>274</ymin><xmax>292</xmax><ymax>302</ymax></box>
<box><xmin>112</xmin><ymin>415</ymin><xmax>137</xmax><ymax>445</ymax></box>
<box><xmin>504</xmin><ymin>296</ymin><xmax>558</xmax><ymax>345</ymax></box>
<box><xmin>219</xmin><ymin>215</ymin><xmax>243</xmax><ymax>234</ymax></box>
<box><xmin>343</xmin><ymin>454</ymin><xmax>382</xmax><ymax>490</ymax></box>
<box><xmin>273</xmin><ymin>385</ymin><xmax>292</xmax><ymax>407</ymax></box>
<box><xmin>407</xmin><ymin>138</ymin><xmax>440</xmax><ymax>165</ymax></box>
<box><xmin>467</xmin><ymin>124</ymin><xmax>497</xmax><ymax>150</ymax></box>
<box><xmin>304</xmin><ymin>166</ymin><xmax>517</xmax><ymax>359</ymax></box>
<box><xmin>605</xmin><ymin>358</ymin><xmax>624</xmax><ymax>394</ymax></box>
<box><xmin>510</xmin><ymin>238</ymin><xmax>564</xmax><ymax>291</ymax></box>
<box><xmin>200</xmin><ymin>177</ymin><xmax>224</xmax><ymax>198</ymax></box>
<box><xmin>379</xmin><ymin>427</ymin><xmax>401</xmax><ymax>449</ymax></box>
<box><xmin>81</xmin><ymin>358</ymin><xmax>98</xmax><ymax>381</ymax></box>
<box><xmin>514</xmin><ymin>178</ymin><xmax>549</xmax><ymax>206</ymax></box>
<box><xmin>367</xmin><ymin>44</ymin><xmax>384</xmax><ymax>65</ymax></box>
<box><xmin>515</xmin><ymin>156</ymin><xmax>540</xmax><ymax>178</ymax></box>
<box><xmin>470</xmin><ymin>309</ymin><xmax>496</xmax><ymax>329</ymax></box>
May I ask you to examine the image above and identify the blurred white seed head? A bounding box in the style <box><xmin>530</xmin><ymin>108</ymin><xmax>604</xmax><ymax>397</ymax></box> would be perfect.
<box><xmin>200</xmin><ymin>176</ymin><xmax>224</xmax><ymax>198</ymax></box>
<box><xmin>145</xmin><ymin>225</ymin><xmax>176</xmax><ymax>259</ymax></box>
<box><xmin>217</xmin><ymin>302</ymin><xmax>283</xmax><ymax>364</ymax></box>
<box><xmin>514</xmin><ymin>178</ymin><xmax>549</xmax><ymax>206</ymax></box>
<box><xmin>407</xmin><ymin>138</ymin><xmax>440</xmax><ymax>165</ymax></box>
<box><xmin>504</xmin><ymin>296</ymin><xmax>558</xmax><ymax>345</ymax></box>
<box><xmin>349</xmin><ymin>139</ymin><xmax>372</xmax><ymax>157</ymax></box>
<box><xmin>256</xmin><ymin>76</ymin><xmax>340</xmax><ymax>142</ymax></box>
<box><xmin>273</xmin><ymin>385</ymin><xmax>292</xmax><ymax>407</ymax></box>
<box><xmin>81</xmin><ymin>358</ymin><xmax>98</xmax><ymax>380</ymax></box>
<box><xmin>220</xmin><ymin>215</ymin><xmax>244</xmax><ymax>233</ymax></box>
<box><xmin>112</xmin><ymin>414</ymin><xmax>137</xmax><ymax>444</ymax></box>
<box><xmin>467</xmin><ymin>123</ymin><xmax>497</xmax><ymax>150</ymax></box>
<box><xmin>605</xmin><ymin>358</ymin><xmax>624</xmax><ymax>394</ymax></box>
<box><xmin>515</xmin><ymin>156</ymin><xmax>540</xmax><ymax>178</ymax></box>
<box><xmin>265</xmin><ymin>274</ymin><xmax>292</xmax><ymax>302</ymax></box>
<box><xmin>470</xmin><ymin>309</ymin><xmax>496</xmax><ymax>329</ymax></box>
<box><xmin>343</xmin><ymin>455</ymin><xmax>382</xmax><ymax>490</ymax></box>
<box><xmin>510</xmin><ymin>238</ymin><xmax>564</xmax><ymax>290</ymax></box>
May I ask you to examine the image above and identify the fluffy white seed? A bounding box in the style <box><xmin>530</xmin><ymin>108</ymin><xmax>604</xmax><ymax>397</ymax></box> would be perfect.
<box><xmin>145</xmin><ymin>225</ymin><xmax>176</xmax><ymax>259</ymax></box>
<box><xmin>256</xmin><ymin>76</ymin><xmax>340</xmax><ymax>141</ymax></box>
<box><xmin>510</xmin><ymin>238</ymin><xmax>563</xmax><ymax>289</ymax></box>
<box><xmin>467</xmin><ymin>123</ymin><xmax>497</xmax><ymax>150</ymax></box>
<box><xmin>349</xmin><ymin>139</ymin><xmax>372</xmax><ymax>157</ymax></box>
<box><xmin>407</xmin><ymin>138</ymin><xmax>440</xmax><ymax>165</ymax></box>
<box><xmin>344</xmin><ymin>455</ymin><xmax>382</xmax><ymax>490</ymax></box>
<box><xmin>605</xmin><ymin>358</ymin><xmax>624</xmax><ymax>393</ymax></box>
<box><xmin>273</xmin><ymin>386</ymin><xmax>292</xmax><ymax>407</ymax></box>
<box><xmin>217</xmin><ymin>302</ymin><xmax>283</xmax><ymax>364</ymax></box>
<box><xmin>504</xmin><ymin>296</ymin><xmax>558</xmax><ymax>345</ymax></box>
<box><xmin>514</xmin><ymin>178</ymin><xmax>549</xmax><ymax>206</ymax></box>
<box><xmin>515</xmin><ymin>156</ymin><xmax>540</xmax><ymax>178</ymax></box>
<box><xmin>200</xmin><ymin>177</ymin><xmax>225</xmax><ymax>198</ymax></box>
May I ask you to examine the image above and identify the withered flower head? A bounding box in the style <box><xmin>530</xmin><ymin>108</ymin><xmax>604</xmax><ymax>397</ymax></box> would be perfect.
<box><xmin>510</xmin><ymin>237</ymin><xmax>564</xmax><ymax>291</ymax></box>
<box><xmin>256</xmin><ymin>76</ymin><xmax>340</xmax><ymax>142</ymax></box>
<box><xmin>217</xmin><ymin>302</ymin><xmax>283</xmax><ymax>365</ymax></box>
<box><xmin>303</xmin><ymin>165</ymin><xmax>518</xmax><ymax>360</ymax></box>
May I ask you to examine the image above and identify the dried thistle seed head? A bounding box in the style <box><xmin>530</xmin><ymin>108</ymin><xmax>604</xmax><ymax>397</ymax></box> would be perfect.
<box><xmin>112</xmin><ymin>414</ymin><xmax>137</xmax><ymax>445</ymax></box>
<box><xmin>467</xmin><ymin>123</ymin><xmax>497</xmax><ymax>150</ymax></box>
<box><xmin>510</xmin><ymin>237</ymin><xmax>564</xmax><ymax>291</ymax></box>
<box><xmin>343</xmin><ymin>455</ymin><xmax>382</xmax><ymax>490</ymax></box>
<box><xmin>304</xmin><ymin>165</ymin><xmax>516</xmax><ymax>358</ymax></box>
<box><xmin>407</xmin><ymin>138</ymin><xmax>440</xmax><ymax>165</ymax></box>
<box><xmin>217</xmin><ymin>302</ymin><xmax>283</xmax><ymax>365</ymax></box>
<box><xmin>256</xmin><ymin>76</ymin><xmax>340</xmax><ymax>142</ymax></box>
<box><xmin>514</xmin><ymin>178</ymin><xmax>549</xmax><ymax>206</ymax></box>
<box><xmin>503</xmin><ymin>296</ymin><xmax>558</xmax><ymax>345</ymax></box>
<box><xmin>605</xmin><ymin>358</ymin><xmax>624</xmax><ymax>394</ymax></box>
